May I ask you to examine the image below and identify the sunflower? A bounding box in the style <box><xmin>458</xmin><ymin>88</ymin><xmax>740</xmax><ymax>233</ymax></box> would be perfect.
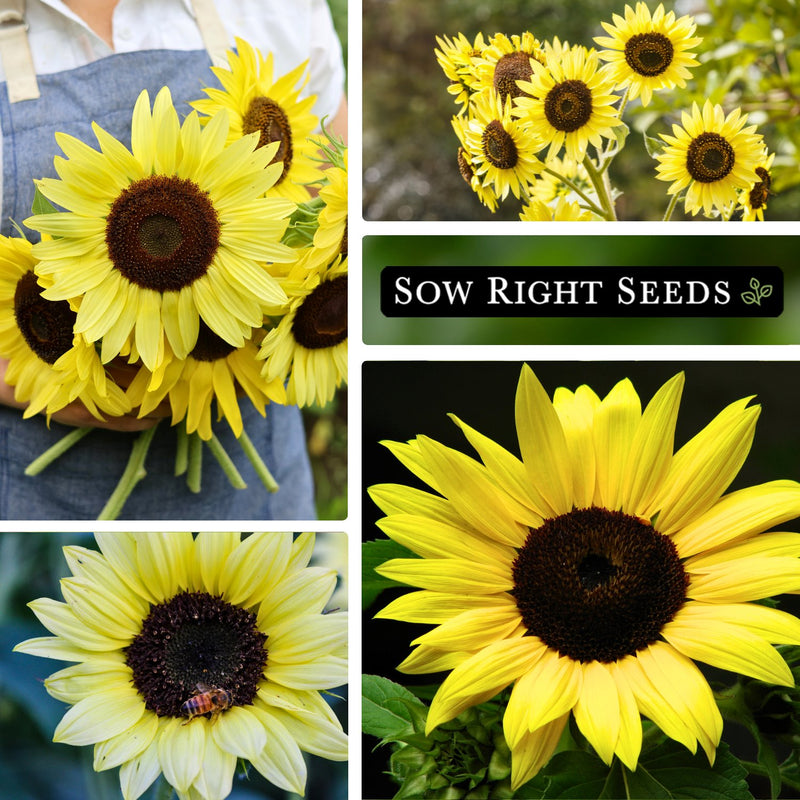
<box><xmin>463</xmin><ymin>91</ymin><xmax>544</xmax><ymax>201</ymax></box>
<box><xmin>0</xmin><ymin>234</ymin><xmax>129</xmax><ymax>420</ymax></box>
<box><xmin>125</xmin><ymin>326</ymin><xmax>287</xmax><ymax>441</ymax></box>
<box><xmin>14</xmin><ymin>532</ymin><xmax>348</xmax><ymax>800</ymax></box>
<box><xmin>594</xmin><ymin>2</ymin><xmax>702</xmax><ymax>107</ymax></box>
<box><xmin>435</xmin><ymin>32</ymin><xmax>487</xmax><ymax>113</ymax></box>
<box><xmin>530</xmin><ymin>153</ymin><xmax>592</xmax><ymax>204</ymax></box>
<box><xmin>655</xmin><ymin>100</ymin><xmax>765</xmax><ymax>217</ymax></box>
<box><xmin>370</xmin><ymin>366</ymin><xmax>800</xmax><ymax>790</ymax></box>
<box><xmin>25</xmin><ymin>87</ymin><xmax>295</xmax><ymax>373</ymax></box>
<box><xmin>739</xmin><ymin>151</ymin><xmax>775</xmax><ymax>221</ymax></box>
<box><xmin>190</xmin><ymin>38</ymin><xmax>320</xmax><ymax>203</ymax></box>
<box><xmin>258</xmin><ymin>257</ymin><xmax>347</xmax><ymax>408</ymax></box>
<box><xmin>472</xmin><ymin>32</ymin><xmax>545</xmax><ymax>103</ymax></box>
<box><xmin>519</xmin><ymin>196</ymin><xmax>595</xmax><ymax>221</ymax></box>
<box><xmin>451</xmin><ymin>115</ymin><xmax>500</xmax><ymax>212</ymax></box>
<box><xmin>514</xmin><ymin>45</ymin><xmax>623</xmax><ymax>163</ymax></box>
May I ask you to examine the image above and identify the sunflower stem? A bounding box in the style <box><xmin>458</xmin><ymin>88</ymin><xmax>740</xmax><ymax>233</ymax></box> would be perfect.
<box><xmin>205</xmin><ymin>433</ymin><xmax>247</xmax><ymax>489</ymax></box>
<box><xmin>542</xmin><ymin>166</ymin><xmax>606</xmax><ymax>218</ymax></box>
<box><xmin>237</xmin><ymin>428</ymin><xmax>279</xmax><ymax>493</ymax></box>
<box><xmin>581</xmin><ymin>155</ymin><xmax>617</xmax><ymax>220</ymax></box>
<box><xmin>24</xmin><ymin>426</ymin><xmax>93</xmax><ymax>476</ymax></box>
<box><xmin>186</xmin><ymin>431</ymin><xmax>203</xmax><ymax>493</ymax></box>
<box><xmin>174</xmin><ymin>421</ymin><xmax>189</xmax><ymax>476</ymax></box>
<box><xmin>97</xmin><ymin>423</ymin><xmax>159</xmax><ymax>520</ymax></box>
<box><xmin>662</xmin><ymin>192</ymin><xmax>680</xmax><ymax>222</ymax></box>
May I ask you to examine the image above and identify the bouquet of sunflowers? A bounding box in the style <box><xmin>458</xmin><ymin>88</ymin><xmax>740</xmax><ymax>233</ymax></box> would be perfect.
<box><xmin>0</xmin><ymin>38</ymin><xmax>348</xmax><ymax>519</ymax></box>
<box><xmin>436</xmin><ymin>2</ymin><xmax>776</xmax><ymax>220</ymax></box>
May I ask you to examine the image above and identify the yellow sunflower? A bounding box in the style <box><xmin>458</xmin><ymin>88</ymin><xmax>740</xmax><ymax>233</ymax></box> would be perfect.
<box><xmin>190</xmin><ymin>38</ymin><xmax>320</xmax><ymax>202</ymax></box>
<box><xmin>519</xmin><ymin>196</ymin><xmax>596</xmax><ymax>220</ymax></box>
<box><xmin>451</xmin><ymin>115</ymin><xmax>500</xmax><ymax>212</ymax></box>
<box><xmin>14</xmin><ymin>532</ymin><xmax>348</xmax><ymax>800</ymax></box>
<box><xmin>739</xmin><ymin>151</ymin><xmax>775</xmax><ymax>221</ymax></box>
<box><xmin>126</xmin><ymin>326</ymin><xmax>287</xmax><ymax>441</ymax></box>
<box><xmin>0</xmin><ymin>234</ymin><xmax>129</xmax><ymax>420</ymax></box>
<box><xmin>435</xmin><ymin>32</ymin><xmax>487</xmax><ymax>113</ymax></box>
<box><xmin>25</xmin><ymin>87</ymin><xmax>294</xmax><ymax>373</ymax></box>
<box><xmin>595</xmin><ymin>2</ymin><xmax>702</xmax><ymax>107</ymax></box>
<box><xmin>463</xmin><ymin>91</ymin><xmax>544</xmax><ymax>201</ymax></box>
<box><xmin>370</xmin><ymin>366</ymin><xmax>800</xmax><ymax>790</ymax></box>
<box><xmin>514</xmin><ymin>45</ymin><xmax>623</xmax><ymax>163</ymax></box>
<box><xmin>530</xmin><ymin>153</ymin><xmax>592</xmax><ymax>203</ymax></box>
<box><xmin>259</xmin><ymin>257</ymin><xmax>347</xmax><ymax>408</ymax></box>
<box><xmin>473</xmin><ymin>32</ymin><xmax>545</xmax><ymax>103</ymax></box>
<box><xmin>655</xmin><ymin>100</ymin><xmax>765</xmax><ymax>217</ymax></box>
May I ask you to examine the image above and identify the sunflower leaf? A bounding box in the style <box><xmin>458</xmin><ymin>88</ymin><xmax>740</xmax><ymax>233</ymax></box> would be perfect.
<box><xmin>643</xmin><ymin>133</ymin><xmax>667</xmax><ymax>158</ymax></box>
<box><xmin>362</xmin><ymin>539</ymin><xmax>417</xmax><ymax>607</ymax></box>
<box><xmin>31</xmin><ymin>185</ymin><xmax>59</xmax><ymax>216</ymax></box>
<box><xmin>362</xmin><ymin>674</ymin><xmax>427</xmax><ymax>742</ymax></box>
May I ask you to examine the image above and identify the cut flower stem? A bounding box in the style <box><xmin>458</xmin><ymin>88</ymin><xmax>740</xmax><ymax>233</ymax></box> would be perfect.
<box><xmin>205</xmin><ymin>433</ymin><xmax>247</xmax><ymax>489</ymax></box>
<box><xmin>237</xmin><ymin>427</ymin><xmax>279</xmax><ymax>492</ymax></box>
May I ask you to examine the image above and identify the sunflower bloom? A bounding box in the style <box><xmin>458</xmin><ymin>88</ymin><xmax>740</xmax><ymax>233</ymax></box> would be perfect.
<box><xmin>473</xmin><ymin>32</ymin><xmax>545</xmax><ymax>102</ymax></box>
<box><xmin>14</xmin><ymin>532</ymin><xmax>348</xmax><ymax>800</ymax></box>
<box><xmin>514</xmin><ymin>45</ymin><xmax>623</xmax><ymax>162</ymax></box>
<box><xmin>190</xmin><ymin>38</ymin><xmax>321</xmax><ymax>202</ymax></box>
<box><xmin>463</xmin><ymin>91</ymin><xmax>544</xmax><ymax>201</ymax></box>
<box><xmin>435</xmin><ymin>32</ymin><xmax>487</xmax><ymax>113</ymax></box>
<box><xmin>370</xmin><ymin>366</ymin><xmax>800</xmax><ymax>790</ymax></box>
<box><xmin>595</xmin><ymin>2</ymin><xmax>702</xmax><ymax>106</ymax></box>
<box><xmin>739</xmin><ymin>151</ymin><xmax>775</xmax><ymax>221</ymax></box>
<box><xmin>451</xmin><ymin>116</ymin><xmax>500</xmax><ymax>212</ymax></box>
<box><xmin>519</xmin><ymin>196</ymin><xmax>596</xmax><ymax>221</ymax></box>
<box><xmin>26</xmin><ymin>87</ymin><xmax>295</xmax><ymax>372</ymax></box>
<box><xmin>259</xmin><ymin>257</ymin><xmax>348</xmax><ymax>408</ymax></box>
<box><xmin>655</xmin><ymin>100</ymin><xmax>764</xmax><ymax>217</ymax></box>
<box><xmin>0</xmin><ymin>234</ymin><xmax>129</xmax><ymax>420</ymax></box>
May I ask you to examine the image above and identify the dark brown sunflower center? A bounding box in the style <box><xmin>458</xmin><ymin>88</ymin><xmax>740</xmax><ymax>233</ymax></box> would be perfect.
<box><xmin>190</xmin><ymin>320</ymin><xmax>237</xmax><ymax>362</ymax></box>
<box><xmin>493</xmin><ymin>52</ymin><xmax>534</xmax><ymax>101</ymax></box>
<box><xmin>13</xmin><ymin>270</ymin><xmax>75</xmax><ymax>364</ymax></box>
<box><xmin>292</xmin><ymin>274</ymin><xmax>347</xmax><ymax>350</ymax></box>
<box><xmin>482</xmin><ymin>120</ymin><xmax>519</xmax><ymax>169</ymax></box>
<box><xmin>544</xmin><ymin>80</ymin><xmax>593</xmax><ymax>132</ymax></box>
<box><xmin>125</xmin><ymin>590</ymin><xmax>267</xmax><ymax>718</ymax></box>
<box><xmin>242</xmin><ymin>96</ymin><xmax>293</xmax><ymax>184</ymax></box>
<box><xmin>457</xmin><ymin>146</ymin><xmax>474</xmax><ymax>184</ymax></box>
<box><xmin>749</xmin><ymin>167</ymin><xmax>772</xmax><ymax>209</ymax></box>
<box><xmin>624</xmin><ymin>32</ymin><xmax>674</xmax><ymax>76</ymax></box>
<box><xmin>105</xmin><ymin>174</ymin><xmax>220</xmax><ymax>292</ymax></box>
<box><xmin>686</xmin><ymin>132</ymin><xmax>735</xmax><ymax>183</ymax></box>
<box><xmin>512</xmin><ymin>507</ymin><xmax>688</xmax><ymax>663</ymax></box>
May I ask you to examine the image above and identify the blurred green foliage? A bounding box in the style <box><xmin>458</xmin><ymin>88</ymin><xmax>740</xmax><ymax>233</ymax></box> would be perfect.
<box><xmin>328</xmin><ymin>0</ymin><xmax>348</xmax><ymax>75</ymax></box>
<box><xmin>304</xmin><ymin>390</ymin><xmax>348</xmax><ymax>520</ymax></box>
<box><xmin>363</xmin><ymin>0</ymin><xmax>799</xmax><ymax>220</ymax></box>
<box><xmin>363</xmin><ymin>235</ymin><xmax>800</xmax><ymax>344</ymax></box>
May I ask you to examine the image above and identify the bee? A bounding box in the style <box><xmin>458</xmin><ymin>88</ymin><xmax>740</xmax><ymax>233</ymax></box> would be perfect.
<box><xmin>181</xmin><ymin>682</ymin><xmax>232</xmax><ymax>725</ymax></box>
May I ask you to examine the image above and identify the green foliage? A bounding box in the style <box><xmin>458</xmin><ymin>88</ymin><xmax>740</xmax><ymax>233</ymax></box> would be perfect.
<box><xmin>362</xmin><ymin>539</ymin><xmax>417</xmax><ymax>607</ymax></box>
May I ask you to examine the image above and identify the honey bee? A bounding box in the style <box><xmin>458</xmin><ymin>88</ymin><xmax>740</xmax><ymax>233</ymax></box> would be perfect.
<box><xmin>181</xmin><ymin>682</ymin><xmax>232</xmax><ymax>725</ymax></box>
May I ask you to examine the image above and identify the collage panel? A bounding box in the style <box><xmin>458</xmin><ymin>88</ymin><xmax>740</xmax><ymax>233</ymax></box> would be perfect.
<box><xmin>0</xmin><ymin>530</ymin><xmax>348</xmax><ymax>800</ymax></box>
<box><xmin>362</xmin><ymin>360</ymin><xmax>800</xmax><ymax>800</ymax></box>
<box><xmin>364</xmin><ymin>0</ymin><xmax>798</xmax><ymax>222</ymax></box>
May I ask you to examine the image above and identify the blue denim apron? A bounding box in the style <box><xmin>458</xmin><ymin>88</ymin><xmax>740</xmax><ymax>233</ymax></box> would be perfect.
<box><xmin>0</xmin><ymin>49</ymin><xmax>315</xmax><ymax>520</ymax></box>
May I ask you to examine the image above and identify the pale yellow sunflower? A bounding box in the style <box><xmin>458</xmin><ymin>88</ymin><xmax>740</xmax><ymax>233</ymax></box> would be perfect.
<box><xmin>514</xmin><ymin>45</ymin><xmax>623</xmax><ymax>163</ymax></box>
<box><xmin>463</xmin><ymin>91</ymin><xmax>544</xmax><ymax>201</ymax></box>
<box><xmin>655</xmin><ymin>100</ymin><xmax>764</xmax><ymax>216</ymax></box>
<box><xmin>259</xmin><ymin>257</ymin><xmax>347</xmax><ymax>408</ymax></box>
<box><xmin>371</xmin><ymin>366</ymin><xmax>800</xmax><ymax>790</ymax></box>
<box><xmin>14</xmin><ymin>532</ymin><xmax>347</xmax><ymax>800</ymax></box>
<box><xmin>191</xmin><ymin>37</ymin><xmax>320</xmax><ymax>202</ymax></box>
<box><xmin>26</xmin><ymin>87</ymin><xmax>295</xmax><ymax>373</ymax></box>
<box><xmin>595</xmin><ymin>2</ymin><xmax>702</xmax><ymax>106</ymax></box>
<box><xmin>0</xmin><ymin>234</ymin><xmax>129</xmax><ymax>420</ymax></box>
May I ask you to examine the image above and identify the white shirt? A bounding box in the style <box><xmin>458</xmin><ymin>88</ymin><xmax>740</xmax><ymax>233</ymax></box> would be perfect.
<box><xmin>0</xmin><ymin>0</ymin><xmax>345</xmax><ymax>199</ymax></box>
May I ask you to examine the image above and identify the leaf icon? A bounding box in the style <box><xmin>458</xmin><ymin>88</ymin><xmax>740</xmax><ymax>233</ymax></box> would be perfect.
<box><xmin>741</xmin><ymin>291</ymin><xmax>758</xmax><ymax>305</ymax></box>
<box><xmin>759</xmin><ymin>284</ymin><xmax>773</xmax><ymax>299</ymax></box>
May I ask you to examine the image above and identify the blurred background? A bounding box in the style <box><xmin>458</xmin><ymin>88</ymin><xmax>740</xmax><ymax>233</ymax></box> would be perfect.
<box><xmin>0</xmin><ymin>532</ymin><xmax>348</xmax><ymax>800</ymax></box>
<box><xmin>362</xmin><ymin>0</ymin><xmax>800</xmax><ymax>221</ymax></box>
<box><xmin>362</xmin><ymin>360</ymin><xmax>800</xmax><ymax>798</ymax></box>
<box><xmin>363</xmin><ymin>234</ymin><xmax>800</xmax><ymax>344</ymax></box>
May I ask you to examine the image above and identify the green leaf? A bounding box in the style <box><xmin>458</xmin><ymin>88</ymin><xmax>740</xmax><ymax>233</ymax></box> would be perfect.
<box><xmin>31</xmin><ymin>185</ymin><xmax>58</xmax><ymax>216</ymax></box>
<box><xmin>643</xmin><ymin>133</ymin><xmax>666</xmax><ymax>158</ymax></box>
<box><xmin>362</xmin><ymin>674</ymin><xmax>428</xmax><ymax>741</ymax></box>
<box><xmin>363</xmin><ymin>538</ymin><xmax>417</xmax><ymax>607</ymax></box>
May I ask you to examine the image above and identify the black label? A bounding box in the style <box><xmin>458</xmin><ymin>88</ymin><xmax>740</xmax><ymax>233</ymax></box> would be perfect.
<box><xmin>380</xmin><ymin>266</ymin><xmax>783</xmax><ymax>317</ymax></box>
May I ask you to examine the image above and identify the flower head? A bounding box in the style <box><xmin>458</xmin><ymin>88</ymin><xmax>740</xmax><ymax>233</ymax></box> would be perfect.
<box><xmin>435</xmin><ymin>32</ymin><xmax>487</xmax><ymax>112</ymax></box>
<box><xmin>15</xmin><ymin>532</ymin><xmax>348</xmax><ymax>800</ymax></box>
<box><xmin>371</xmin><ymin>366</ymin><xmax>800</xmax><ymax>790</ymax></box>
<box><xmin>595</xmin><ymin>2</ymin><xmax>702</xmax><ymax>106</ymax></box>
<box><xmin>655</xmin><ymin>100</ymin><xmax>765</xmax><ymax>217</ymax></box>
<box><xmin>473</xmin><ymin>32</ymin><xmax>545</xmax><ymax>103</ymax></box>
<box><xmin>739</xmin><ymin>151</ymin><xmax>775</xmax><ymax>221</ymax></box>
<box><xmin>26</xmin><ymin>87</ymin><xmax>295</xmax><ymax>372</ymax></box>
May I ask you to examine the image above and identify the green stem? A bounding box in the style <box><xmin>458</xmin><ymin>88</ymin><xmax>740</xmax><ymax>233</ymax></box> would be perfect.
<box><xmin>97</xmin><ymin>423</ymin><xmax>159</xmax><ymax>520</ymax></box>
<box><xmin>174</xmin><ymin>421</ymin><xmax>189</xmax><ymax>476</ymax></box>
<box><xmin>598</xmin><ymin>87</ymin><xmax>629</xmax><ymax>173</ymax></box>
<box><xmin>741</xmin><ymin>760</ymin><xmax>800</xmax><ymax>793</ymax></box>
<box><xmin>24</xmin><ymin>426</ymin><xmax>93</xmax><ymax>476</ymax></box>
<box><xmin>542</xmin><ymin>167</ymin><xmax>606</xmax><ymax>218</ymax></box>
<box><xmin>205</xmin><ymin>434</ymin><xmax>247</xmax><ymax>489</ymax></box>
<box><xmin>581</xmin><ymin>155</ymin><xmax>617</xmax><ymax>220</ymax></box>
<box><xmin>662</xmin><ymin>192</ymin><xmax>680</xmax><ymax>222</ymax></box>
<box><xmin>186</xmin><ymin>431</ymin><xmax>203</xmax><ymax>493</ymax></box>
<box><xmin>237</xmin><ymin>428</ymin><xmax>279</xmax><ymax>493</ymax></box>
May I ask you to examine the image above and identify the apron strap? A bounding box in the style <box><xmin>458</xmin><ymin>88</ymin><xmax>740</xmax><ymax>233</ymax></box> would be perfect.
<box><xmin>0</xmin><ymin>0</ymin><xmax>40</xmax><ymax>103</ymax></box>
<box><xmin>189</xmin><ymin>0</ymin><xmax>229</xmax><ymax>68</ymax></box>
